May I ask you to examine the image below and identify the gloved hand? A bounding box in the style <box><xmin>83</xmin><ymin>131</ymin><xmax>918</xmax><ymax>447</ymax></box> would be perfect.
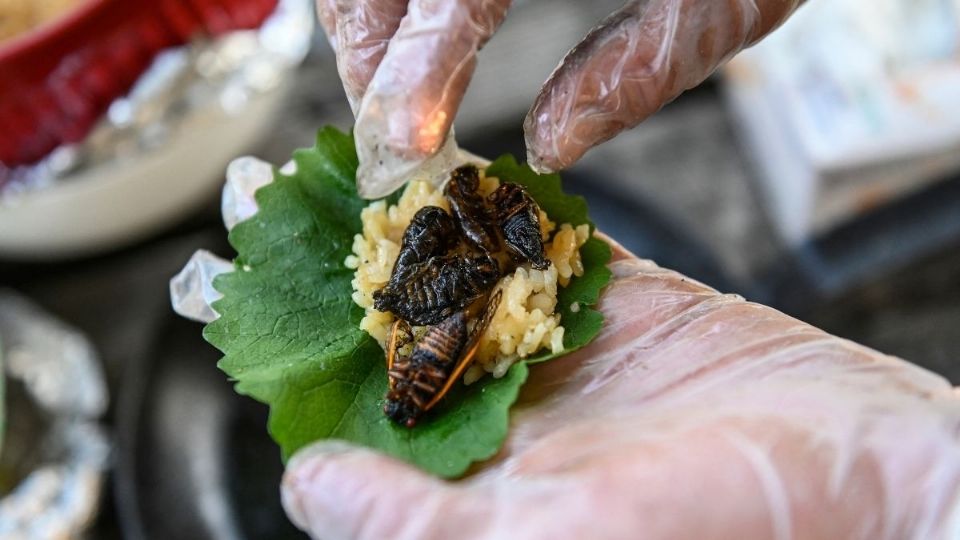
<box><xmin>281</xmin><ymin>236</ymin><xmax>960</xmax><ymax>540</ymax></box>
<box><xmin>318</xmin><ymin>0</ymin><xmax>805</xmax><ymax>197</ymax></box>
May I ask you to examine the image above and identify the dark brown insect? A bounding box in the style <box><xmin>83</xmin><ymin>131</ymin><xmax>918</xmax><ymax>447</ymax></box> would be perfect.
<box><xmin>373</xmin><ymin>251</ymin><xmax>500</xmax><ymax>326</ymax></box>
<box><xmin>387</xmin><ymin>206</ymin><xmax>459</xmax><ymax>286</ymax></box>
<box><xmin>444</xmin><ymin>165</ymin><xmax>500</xmax><ymax>253</ymax></box>
<box><xmin>489</xmin><ymin>182</ymin><xmax>550</xmax><ymax>270</ymax></box>
<box><xmin>384</xmin><ymin>290</ymin><xmax>502</xmax><ymax>427</ymax></box>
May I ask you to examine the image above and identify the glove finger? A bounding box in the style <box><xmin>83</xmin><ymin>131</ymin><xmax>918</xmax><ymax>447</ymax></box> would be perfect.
<box><xmin>524</xmin><ymin>0</ymin><xmax>803</xmax><ymax>173</ymax></box>
<box><xmin>491</xmin><ymin>412</ymin><xmax>959</xmax><ymax>539</ymax></box>
<box><xmin>353</xmin><ymin>0</ymin><xmax>512</xmax><ymax>198</ymax></box>
<box><xmin>316</xmin><ymin>0</ymin><xmax>339</xmax><ymax>50</ymax></box>
<box><xmin>282</xmin><ymin>441</ymin><xmax>449</xmax><ymax>540</ymax></box>
<box><xmin>335</xmin><ymin>0</ymin><xmax>410</xmax><ymax>109</ymax></box>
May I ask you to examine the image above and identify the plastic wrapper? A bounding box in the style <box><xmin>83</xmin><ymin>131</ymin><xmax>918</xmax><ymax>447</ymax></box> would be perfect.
<box><xmin>169</xmin><ymin>154</ymin><xmax>279</xmax><ymax>324</ymax></box>
<box><xmin>170</xmin><ymin>249</ymin><xmax>234</xmax><ymax>323</ymax></box>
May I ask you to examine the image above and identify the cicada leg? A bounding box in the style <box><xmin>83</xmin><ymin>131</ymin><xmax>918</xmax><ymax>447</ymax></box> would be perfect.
<box><xmin>424</xmin><ymin>290</ymin><xmax>503</xmax><ymax>412</ymax></box>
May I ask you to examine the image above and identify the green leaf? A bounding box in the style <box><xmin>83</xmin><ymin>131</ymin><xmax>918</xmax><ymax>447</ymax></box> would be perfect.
<box><xmin>204</xmin><ymin>127</ymin><xmax>610</xmax><ymax>477</ymax></box>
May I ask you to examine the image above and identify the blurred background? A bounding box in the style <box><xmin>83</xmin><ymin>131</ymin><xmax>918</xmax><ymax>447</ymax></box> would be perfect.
<box><xmin>0</xmin><ymin>0</ymin><xmax>958</xmax><ymax>537</ymax></box>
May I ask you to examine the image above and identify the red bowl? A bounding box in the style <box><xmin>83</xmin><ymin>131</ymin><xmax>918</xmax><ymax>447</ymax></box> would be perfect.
<box><xmin>0</xmin><ymin>0</ymin><xmax>278</xmax><ymax>167</ymax></box>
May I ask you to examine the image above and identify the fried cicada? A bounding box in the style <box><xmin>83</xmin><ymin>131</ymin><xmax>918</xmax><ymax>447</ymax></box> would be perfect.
<box><xmin>444</xmin><ymin>164</ymin><xmax>500</xmax><ymax>253</ymax></box>
<box><xmin>387</xmin><ymin>206</ymin><xmax>459</xmax><ymax>286</ymax></box>
<box><xmin>384</xmin><ymin>290</ymin><xmax>502</xmax><ymax>427</ymax></box>
<box><xmin>373</xmin><ymin>252</ymin><xmax>500</xmax><ymax>326</ymax></box>
<box><xmin>489</xmin><ymin>182</ymin><xmax>550</xmax><ymax>270</ymax></box>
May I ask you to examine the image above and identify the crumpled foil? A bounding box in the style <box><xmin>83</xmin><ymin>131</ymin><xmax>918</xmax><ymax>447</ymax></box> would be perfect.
<box><xmin>0</xmin><ymin>291</ymin><xmax>110</xmax><ymax>539</ymax></box>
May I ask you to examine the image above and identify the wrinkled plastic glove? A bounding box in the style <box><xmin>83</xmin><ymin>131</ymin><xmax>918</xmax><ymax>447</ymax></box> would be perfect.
<box><xmin>317</xmin><ymin>0</ymin><xmax>805</xmax><ymax>197</ymax></box>
<box><xmin>282</xmin><ymin>236</ymin><xmax>960</xmax><ymax>540</ymax></box>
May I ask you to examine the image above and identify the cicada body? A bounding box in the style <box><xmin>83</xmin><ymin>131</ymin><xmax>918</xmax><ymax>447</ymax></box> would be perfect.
<box><xmin>489</xmin><ymin>183</ymin><xmax>550</xmax><ymax>270</ymax></box>
<box><xmin>373</xmin><ymin>252</ymin><xmax>500</xmax><ymax>326</ymax></box>
<box><xmin>383</xmin><ymin>312</ymin><xmax>467</xmax><ymax>427</ymax></box>
<box><xmin>444</xmin><ymin>165</ymin><xmax>500</xmax><ymax>253</ymax></box>
<box><xmin>385</xmin><ymin>291</ymin><xmax>502</xmax><ymax>427</ymax></box>
<box><xmin>388</xmin><ymin>206</ymin><xmax>459</xmax><ymax>286</ymax></box>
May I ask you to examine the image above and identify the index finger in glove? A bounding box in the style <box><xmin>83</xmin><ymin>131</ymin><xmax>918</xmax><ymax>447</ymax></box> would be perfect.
<box><xmin>316</xmin><ymin>0</ymin><xmax>339</xmax><ymax>49</ymax></box>
<box><xmin>524</xmin><ymin>0</ymin><xmax>804</xmax><ymax>173</ymax></box>
<box><xmin>353</xmin><ymin>0</ymin><xmax>511</xmax><ymax>198</ymax></box>
<box><xmin>335</xmin><ymin>0</ymin><xmax>410</xmax><ymax>108</ymax></box>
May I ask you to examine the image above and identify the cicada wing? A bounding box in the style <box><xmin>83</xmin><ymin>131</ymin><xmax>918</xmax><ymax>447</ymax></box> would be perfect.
<box><xmin>468</xmin><ymin>289</ymin><xmax>502</xmax><ymax>344</ymax></box>
<box><xmin>387</xmin><ymin>320</ymin><xmax>403</xmax><ymax>370</ymax></box>
<box><xmin>424</xmin><ymin>290</ymin><xmax>503</xmax><ymax>412</ymax></box>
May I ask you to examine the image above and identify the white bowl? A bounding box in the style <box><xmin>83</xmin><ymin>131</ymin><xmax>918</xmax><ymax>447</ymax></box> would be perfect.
<box><xmin>0</xmin><ymin>84</ymin><xmax>288</xmax><ymax>260</ymax></box>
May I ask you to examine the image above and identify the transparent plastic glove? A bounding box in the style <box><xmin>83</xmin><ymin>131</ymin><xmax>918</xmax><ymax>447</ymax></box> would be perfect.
<box><xmin>317</xmin><ymin>1</ymin><xmax>804</xmax><ymax>196</ymax></box>
<box><xmin>318</xmin><ymin>0</ymin><xmax>509</xmax><ymax>198</ymax></box>
<box><xmin>524</xmin><ymin>0</ymin><xmax>804</xmax><ymax>172</ymax></box>
<box><xmin>282</xmin><ymin>236</ymin><xmax>960</xmax><ymax>540</ymax></box>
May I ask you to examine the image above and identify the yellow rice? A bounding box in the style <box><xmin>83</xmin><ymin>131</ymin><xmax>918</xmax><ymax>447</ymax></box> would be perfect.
<box><xmin>345</xmin><ymin>171</ymin><xmax>590</xmax><ymax>384</ymax></box>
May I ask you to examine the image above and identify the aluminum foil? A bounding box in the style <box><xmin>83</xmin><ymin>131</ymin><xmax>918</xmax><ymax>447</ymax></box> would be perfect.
<box><xmin>0</xmin><ymin>291</ymin><xmax>110</xmax><ymax>539</ymax></box>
